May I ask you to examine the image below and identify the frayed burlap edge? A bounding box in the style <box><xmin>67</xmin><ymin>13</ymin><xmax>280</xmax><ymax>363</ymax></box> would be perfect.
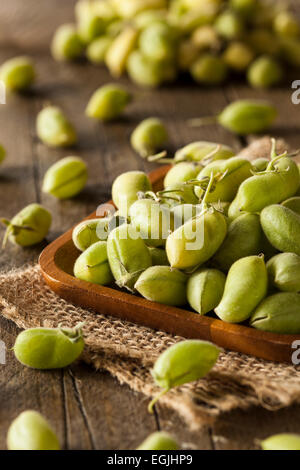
<box><xmin>1</xmin><ymin>264</ymin><xmax>300</xmax><ymax>430</ymax></box>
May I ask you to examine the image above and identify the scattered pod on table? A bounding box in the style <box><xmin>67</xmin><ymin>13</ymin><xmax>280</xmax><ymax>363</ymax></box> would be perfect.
<box><xmin>190</xmin><ymin>100</ymin><xmax>277</xmax><ymax>135</ymax></box>
<box><xmin>86</xmin><ymin>36</ymin><xmax>113</xmax><ymax>64</ymax></box>
<box><xmin>135</xmin><ymin>265</ymin><xmax>187</xmax><ymax>306</ymax></box>
<box><xmin>194</xmin><ymin>157</ymin><xmax>252</xmax><ymax>202</ymax></box>
<box><xmin>174</xmin><ymin>141</ymin><xmax>235</xmax><ymax>163</ymax></box>
<box><xmin>51</xmin><ymin>24</ymin><xmax>84</xmax><ymax>61</ymax></box>
<box><xmin>281</xmin><ymin>196</ymin><xmax>300</xmax><ymax>216</ymax></box>
<box><xmin>148</xmin><ymin>339</ymin><xmax>221</xmax><ymax>412</ymax></box>
<box><xmin>215</xmin><ymin>255</ymin><xmax>268</xmax><ymax>323</ymax></box>
<box><xmin>251</xmin><ymin>157</ymin><xmax>269</xmax><ymax>172</ymax></box>
<box><xmin>191</xmin><ymin>25</ymin><xmax>220</xmax><ymax>51</ymax></box>
<box><xmin>215</xmin><ymin>10</ymin><xmax>244</xmax><ymax>40</ymax></box>
<box><xmin>77</xmin><ymin>6</ymin><xmax>106</xmax><ymax>44</ymax></box>
<box><xmin>247</xmin><ymin>56</ymin><xmax>283</xmax><ymax>89</ymax></box>
<box><xmin>107</xmin><ymin>223</ymin><xmax>152</xmax><ymax>291</ymax></box>
<box><xmin>131</xmin><ymin>117</ymin><xmax>168</xmax><ymax>158</ymax></box>
<box><xmin>261</xmin><ymin>433</ymin><xmax>300</xmax><ymax>451</ymax></box>
<box><xmin>139</xmin><ymin>22</ymin><xmax>177</xmax><ymax>63</ymax></box>
<box><xmin>74</xmin><ymin>240</ymin><xmax>113</xmax><ymax>285</ymax></box>
<box><xmin>229</xmin><ymin>144</ymin><xmax>300</xmax><ymax>219</ymax></box>
<box><xmin>137</xmin><ymin>431</ymin><xmax>179</xmax><ymax>451</ymax></box>
<box><xmin>273</xmin><ymin>11</ymin><xmax>300</xmax><ymax>38</ymax></box>
<box><xmin>72</xmin><ymin>218</ymin><xmax>110</xmax><ymax>251</ymax></box>
<box><xmin>105</xmin><ymin>26</ymin><xmax>139</xmax><ymax>77</ymax></box>
<box><xmin>42</xmin><ymin>156</ymin><xmax>88</xmax><ymax>199</ymax></box>
<box><xmin>222</xmin><ymin>41</ymin><xmax>255</xmax><ymax>72</ymax></box>
<box><xmin>267</xmin><ymin>253</ymin><xmax>300</xmax><ymax>293</ymax></box>
<box><xmin>1</xmin><ymin>203</ymin><xmax>51</xmax><ymax>248</ymax></box>
<box><xmin>166</xmin><ymin>175</ymin><xmax>227</xmax><ymax>269</ymax></box>
<box><xmin>0</xmin><ymin>56</ymin><xmax>35</xmax><ymax>92</ymax></box>
<box><xmin>213</xmin><ymin>213</ymin><xmax>263</xmax><ymax>272</ymax></box>
<box><xmin>112</xmin><ymin>170</ymin><xmax>152</xmax><ymax>217</ymax></box>
<box><xmin>36</xmin><ymin>105</ymin><xmax>77</xmax><ymax>147</ymax></box>
<box><xmin>134</xmin><ymin>9</ymin><xmax>168</xmax><ymax>30</ymax></box>
<box><xmin>187</xmin><ymin>268</ymin><xmax>226</xmax><ymax>315</ymax></box>
<box><xmin>250</xmin><ymin>292</ymin><xmax>300</xmax><ymax>334</ymax></box>
<box><xmin>127</xmin><ymin>50</ymin><xmax>168</xmax><ymax>87</ymax></box>
<box><xmin>7</xmin><ymin>411</ymin><xmax>60</xmax><ymax>450</ymax></box>
<box><xmin>111</xmin><ymin>0</ymin><xmax>168</xmax><ymax>19</ymax></box>
<box><xmin>13</xmin><ymin>323</ymin><xmax>85</xmax><ymax>369</ymax></box>
<box><xmin>86</xmin><ymin>83</ymin><xmax>131</xmax><ymax>121</ymax></box>
<box><xmin>260</xmin><ymin>204</ymin><xmax>300</xmax><ymax>256</ymax></box>
<box><xmin>148</xmin><ymin>246</ymin><xmax>169</xmax><ymax>266</ymax></box>
<box><xmin>191</xmin><ymin>54</ymin><xmax>228</xmax><ymax>85</ymax></box>
<box><xmin>129</xmin><ymin>198</ymin><xmax>174</xmax><ymax>247</ymax></box>
<box><xmin>0</xmin><ymin>144</ymin><xmax>6</xmax><ymax>164</ymax></box>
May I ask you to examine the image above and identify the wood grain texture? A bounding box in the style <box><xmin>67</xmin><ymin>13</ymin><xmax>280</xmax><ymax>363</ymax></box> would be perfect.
<box><xmin>1</xmin><ymin>0</ymin><xmax>300</xmax><ymax>450</ymax></box>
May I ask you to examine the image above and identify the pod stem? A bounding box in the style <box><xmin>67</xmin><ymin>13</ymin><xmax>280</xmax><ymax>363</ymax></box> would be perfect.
<box><xmin>59</xmin><ymin>322</ymin><xmax>85</xmax><ymax>342</ymax></box>
<box><xmin>147</xmin><ymin>151</ymin><xmax>173</xmax><ymax>164</ymax></box>
<box><xmin>201</xmin><ymin>172</ymin><xmax>216</xmax><ymax>209</ymax></box>
<box><xmin>1</xmin><ymin>219</ymin><xmax>12</xmax><ymax>249</ymax></box>
<box><xmin>187</xmin><ymin>116</ymin><xmax>218</xmax><ymax>128</ymax></box>
<box><xmin>148</xmin><ymin>388</ymin><xmax>169</xmax><ymax>414</ymax></box>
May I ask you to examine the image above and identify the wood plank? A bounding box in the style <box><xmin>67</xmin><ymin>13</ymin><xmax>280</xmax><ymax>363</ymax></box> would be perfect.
<box><xmin>212</xmin><ymin>405</ymin><xmax>300</xmax><ymax>450</ymax></box>
<box><xmin>68</xmin><ymin>364</ymin><xmax>157</xmax><ymax>450</ymax></box>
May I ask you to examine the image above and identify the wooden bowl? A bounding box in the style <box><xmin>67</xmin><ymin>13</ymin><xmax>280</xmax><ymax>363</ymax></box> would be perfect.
<box><xmin>39</xmin><ymin>165</ymin><xmax>300</xmax><ymax>363</ymax></box>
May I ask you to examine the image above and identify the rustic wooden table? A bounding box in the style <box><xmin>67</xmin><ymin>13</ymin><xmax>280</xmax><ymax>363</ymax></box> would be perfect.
<box><xmin>1</xmin><ymin>0</ymin><xmax>300</xmax><ymax>450</ymax></box>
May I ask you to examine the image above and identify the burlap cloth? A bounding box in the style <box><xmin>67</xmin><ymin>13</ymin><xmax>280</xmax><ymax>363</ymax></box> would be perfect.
<box><xmin>1</xmin><ymin>137</ymin><xmax>300</xmax><ymax>430</ymax></box>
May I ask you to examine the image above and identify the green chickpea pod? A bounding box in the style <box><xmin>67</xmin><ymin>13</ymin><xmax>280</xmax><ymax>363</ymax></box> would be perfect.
<box><xmin>137</xmin><ymin>431</ymin><xmax>179</xmax><ymax>450</ymax></box>
<box><xmin>13</xmin><ymin>323</ymin><xmax>85</xmax><ymax>369</ymax></box>
<box><xmin>0</xmin><ymin>56</ymin><xmax>35</xmax><ymax>92</ymax></box>
<box><xmin>51</xmin><ymin>24</ymin><xmax>84</xmax><ymax>61</ymax></box>
<box><xmin>189</xmin><ymin>100</ymin><xmax>277</xmax><ymax>135</ymax></box>
<box><xmin>36</xmin><ymin>105</ymin><xmax>77</xmax><ymax>147</ymax></box>
<box><xmin>148</xmin><ymin>339</ymin><xmax>221</xmax><ymax>412</ymax></box>
<box><xmin>7</xmin><ymin>411</ymin><xmax>60</xmax><ymax>450</ymax></box>
<box><xmin>74</xmin><ymin>241</ymin><xmax>113</xmax><ymax>285</ymax></box>
<box><xmin>127</xmin><ymin>50</ymin><xmax>166</xmax><ymax>88</ymax></box>
<box><xmin>166</xmin><ymin>174</ymin><xmax>228</xmax><ymax>269</ymax></box>
<box><xmin>107</xmin><ymin>223</ymin><xmax>152</xmax><ymax>291</ymax></box>
<box><xmin>86</xmin><ymin>36</ymin><xmax>113</xmax><ymax>65</ymax></box>
<box><xmin>135</xmin><ymin>265</ymin><xmax>188</xmax><ymax>306</ymax></box>
<box><xmin>174</xmin><ymin>141</ymin><xmax>235</xmax><ymax>163</ymax></box>
<box><xmin>191</xmin><ymin>54</ymin><xmax>228</xmax><ymax>85</ymax></box>
<box><xmin>267</xmin><ymin>253</ymin><xmax>300</xmax><ymax>293</ymax></box>
<box><xmin>223</xmin><ymin>42</ymin><xmax>255</xmax><ymax>72</ymax></box>
<box><xmin>187</xmin><ymin>268</ymin><xmax>226</xmax><ymax>315</ymax></box>
<box><xmin>261</xmin><ymin>433</ymin><xmax>300</xmax><ymax>450</ymax></box>
<box><xmin>247</xmin><ymin>56</ymin><xmax>283</xmax><ymax>89</ymax></box>
<box><xmin>250</xmin><ymin>293</ymin><xmax>300</xmax><ymax>334</ymax></box>
<box><xmin>273</xmin><ymin>11</ymin><xmax>300</xmax><ymax>38</ymax></box>
<box><xmin>42</xmin><ymin>156</ymin><xmax>88</xmax><ymax>199</ymax></box>
<box><xmin>215</xmin><ymin>11</ymin><xmax>244</xmax><ymax>40</ymax></box>
<box><xmin>1</xmin><ymin>203</ymin><xmax>52</xmax><ymax>248</ymax></box>
<box><xmin>112</xmin><ymin>170</ymin><xmax>152</xmax><ymax>217</ymax></box>
<box><xmin>72</xmin><ymin>217</ymin><xmax>110</xmax><ymax>251</ymax></box>
<box><xmin>86</xmin><ymin>83</ymin><xmax>131</xmax><ymax>121</ymax></box>
<box><xmin>131</xmin><ymin>117</ymin><xmax>168</xmax><ymax>158</ymax></box>
<box><xmin>215</xmin><ymin>255</ymin><xmax>268</xmax><ymax>323</ymax></box>
<box><xmin>139</xmin><ymin>22</ymin><xmax>177</xmax><ymax>62</ymax></box>
<box><xmin>105</xmin><ymin>27</ymin><xmax>138</xmax><ymax>77</ymax></box>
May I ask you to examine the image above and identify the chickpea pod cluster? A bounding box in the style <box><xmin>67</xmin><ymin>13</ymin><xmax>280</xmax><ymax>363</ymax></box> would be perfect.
<box><xmin>71</xmin><ymin>138</ymin><xmax>300</xmax><ymax>336</ymax></box>
<box><xmin>50</xmin><ymin>0</ymin><xmax>300</xmax><ymax>89</ymax></box>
